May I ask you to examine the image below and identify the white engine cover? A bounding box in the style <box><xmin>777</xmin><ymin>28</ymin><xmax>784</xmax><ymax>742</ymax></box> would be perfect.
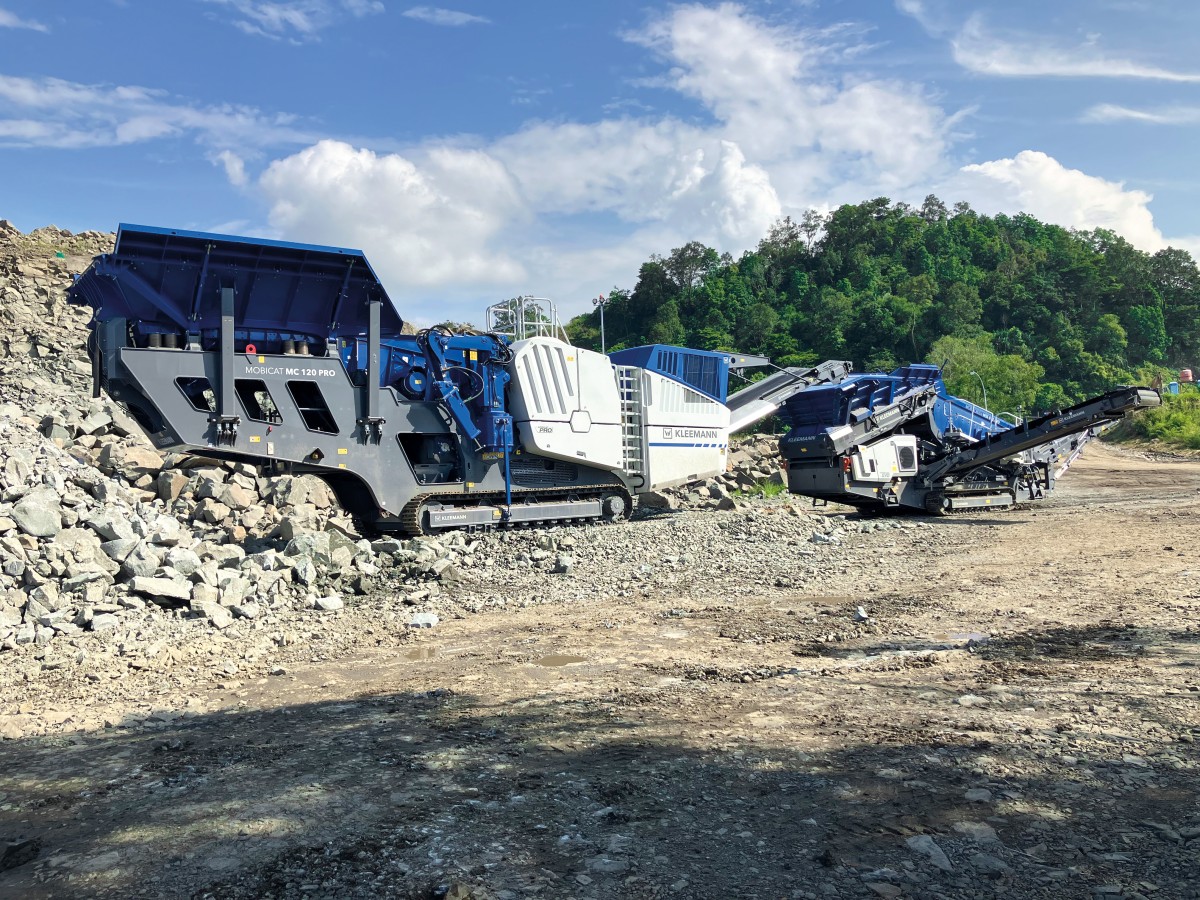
<box><xmin>850</xmin><ymin>435</ymin><xmax>919</xmax><ymax>482</ymax></box>
<box><xmin>507</xmin><ymin>337</ymin><xmax>624</xmax><ymax>470</ymax></box>
<box><xmin>640</xmin><ymin>370</ymin><xmax>730</xmax><ymax>490</ymax></box>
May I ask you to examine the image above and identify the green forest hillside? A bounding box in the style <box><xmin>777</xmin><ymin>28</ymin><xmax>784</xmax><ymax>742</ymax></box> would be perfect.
<box><xmin>565</xmin><ymin>197</ymin><xmax>1200</xmax><ymax>416</ymax></box>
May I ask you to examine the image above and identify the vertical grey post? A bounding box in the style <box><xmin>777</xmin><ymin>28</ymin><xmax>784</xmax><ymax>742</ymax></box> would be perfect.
<box><xmin>92</xmin><ymin>329</ymin><xmax>102</xmax><ymax>399</ymax></box>
<box><xmin>593</xmin><ymin>294</ymin><xmax>608</xmax><ymax>354</ymax></box>
<box><xmin>367</xmin><ymin>297</ymin><xmax>381</xmax><ymax>422</ymax></box>
<box><xmin>220</xmin><ymin>286</ymin><xmax>236</xmax><ymax>418</ymax></box>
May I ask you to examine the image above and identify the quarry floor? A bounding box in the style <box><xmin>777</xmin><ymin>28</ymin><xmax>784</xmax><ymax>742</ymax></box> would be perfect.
<box><xmin>3</xmin><ymin>443</ymin><xmax>1200</xmax><ymax>900</ymax></box>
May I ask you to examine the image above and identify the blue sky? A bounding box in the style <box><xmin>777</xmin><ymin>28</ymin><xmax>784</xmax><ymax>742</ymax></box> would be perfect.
<box><xmin>2</xmin><ymin>0</ymin><xmax>1198</xmax><ymax>324</ymax></box>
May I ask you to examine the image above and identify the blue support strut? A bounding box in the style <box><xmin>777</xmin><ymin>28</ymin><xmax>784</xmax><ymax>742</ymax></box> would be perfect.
<box><xmin>503</xmin><ymin>418</ymin><xmax>512</xmax><ymax>517</ymax></box>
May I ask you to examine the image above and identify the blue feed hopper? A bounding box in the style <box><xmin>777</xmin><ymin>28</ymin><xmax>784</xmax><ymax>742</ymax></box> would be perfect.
<box><xmin>68</xmin><ymin>224</ymin><xmax>406</xmax><ymax>351</ymax></box>
<box><xmin>779</xmin><ymin>363</ymin><xmax>1008</xmax><ymax>443</ymax></box>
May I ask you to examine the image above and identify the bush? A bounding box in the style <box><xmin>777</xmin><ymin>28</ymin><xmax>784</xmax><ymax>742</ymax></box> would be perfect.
<box><xmin>733</xmin><ymin>478</ymin><xmax>789</xmax><ymax>499</ymax></box>
<box><xmin>1122</xmin><ymin>391</ymin><xmax>1200</xmax><ymax>449</ymax></box>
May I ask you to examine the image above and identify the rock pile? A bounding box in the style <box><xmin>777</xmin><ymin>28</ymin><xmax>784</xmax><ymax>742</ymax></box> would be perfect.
<box><xmin>0</xmin><ymin>220</ymin><xmax>839</xmax><ymax>657</ymax></box>
<box><xmin>0</xmin><ymin>221</ymin><xmax>110</xmax><ymax>402</ymax></box>
<box><xmin>640</xmin><ymin>432</ymin><xmax>786</xmax><ymax>511</ymax></box>
<box><xmin>0</xmin><ymin>413</ymin><xmax>401</xmax><ymax>650</ymax></box>
<box><xmin>0</xmin><ymin>223</ymin><xmax>495</xmax><ymax>652</ymax></box>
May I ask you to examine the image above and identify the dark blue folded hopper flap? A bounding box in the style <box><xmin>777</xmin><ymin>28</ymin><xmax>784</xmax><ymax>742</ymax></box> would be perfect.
<box><xmin>69</xmin><ymin>224</ymin><xmax>405</xmax><ymax>342</ymax></box>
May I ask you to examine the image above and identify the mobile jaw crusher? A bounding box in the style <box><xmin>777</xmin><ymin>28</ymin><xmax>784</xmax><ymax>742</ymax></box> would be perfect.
<box><xmin>69</xmin><ymin>225</ymin><xmax>846</xmax><ymax>533</ymax></box>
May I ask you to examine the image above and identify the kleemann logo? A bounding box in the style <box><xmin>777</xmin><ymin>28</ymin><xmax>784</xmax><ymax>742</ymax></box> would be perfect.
<box><xmin>662</xmin><ymin>427</ymin><xmax>720</xmax><ymax>440</ymax></box>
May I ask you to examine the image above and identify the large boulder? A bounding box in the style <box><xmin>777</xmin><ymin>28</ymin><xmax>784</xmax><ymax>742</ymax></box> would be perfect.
<box><xmin>129</xmin><ymin>575</ymin><xmax>191</xmax><ymax>605</ymax></box>
<box><xmin>638</xmin><ymin>491</ymin><xmax>679</xmax><ymax>511</ymax></box>
<box><xmin>284</xmin><ymin>531</ymin><xmax>332</xmax><ymax>567</ymax></box>
<box><xmin>191</xmin><ymin>599</ymin><xmax>233</xmax><ymax>629</ymax></box>
<box><xmin>98</xmin><ymin>443</ymin><xmax>163</xmax><ymax>479</ymax></box>
<box><xmin>119</xmin><ymin>542</ymin><xmax>162</xmax><ymax>579</ymax></box>
<box><xmin>270</xmin><ymin>474</ymin><xmax>334</xmax><ymax>510</ymax></box>
<box><xmin>12</xmin><ymin>490</ymin><xmax>62</xmax><ymax>538</ymax></box>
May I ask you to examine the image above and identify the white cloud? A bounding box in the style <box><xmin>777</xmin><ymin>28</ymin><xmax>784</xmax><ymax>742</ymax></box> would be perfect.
<box><xmin>626</xmin><ymin>4</ymin><xmax>950</xmax><ymax>191</ymax></box>
<box><xmin>1083</xmin><ymin>103</ymin><xmax>1200</xmax><ymax>125</ymax></box>
<box><xmin>250</xmin><ymin>3</ymin><xmax>955</xmax><ymax>319</ymax></box>
<box><xmin>0</xmin><ymin>8</ymin><xmax>48</xmax><ymax>31</ymax></box>
<box><xmin>892</xmin><ymin>0</ymin><xmax>945</xmax><ymax>35</ymax></box>
<box><xmin>260</xmin><ymin>140</ymin><xmax>527</xmax><ymax>290</ymax></box>
<box><xmin>402</xmin><ymin>6</ymin><xmax>489</xmax><ymax>27</ymax></box>
<box><xmin>951</xmin><ymin>13</ymin><xmax>1200</xmax><ymax>82</ymax></box>
<box><xmin>898</xmin><ymin>4</ymin><xmax>1200</xmax><ymax>82</ymax></box>
<box><xmin>488</xmin><ymin>3</ymin><xmax>949</xmax><ymax>225</ymax></box>
<box><xmin>0</xmin><ymin>74</ymin><xmax>317</xmax><ymax>149</ymax></box>
<box><xmin>202</xmin><ymin>0</ymin><xmax>384</xmax><ymax>40</ymax></box>
<box><xmin>213</xmin><ymin>150</ymin><xmax>249</xmax><ymax>186</ymax></box>
<box><xmin>246</xmin><ymin>3</ymin><xmax>959</xmax><ymax>319</ymax></box>
<box><xmin>244</xmin><ymin>3</ymin><xmax>1197</xmax><ymax>323</ymax></box>
<box><xmin>953</xmin><ymin>150</ymin><xmax>1167</xmax><ymax>250</ymax></box>
<box><xmin>954</xmin><ymin>151</ymin><xmax>1200</xmax><ymax>261</ymax></box>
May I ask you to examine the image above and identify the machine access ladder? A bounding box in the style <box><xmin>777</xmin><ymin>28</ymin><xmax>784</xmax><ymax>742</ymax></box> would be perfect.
<box><xmin>616</xmin><ymin>365</ymin><xmax>646</xmax><ymax>484</ymax></box>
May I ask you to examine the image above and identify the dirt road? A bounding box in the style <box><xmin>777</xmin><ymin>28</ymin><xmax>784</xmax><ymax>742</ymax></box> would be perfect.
<box><xmin>3</xmin><ymin>443</ymin><xmax>1200</xmax><ymax>900</ymax></box>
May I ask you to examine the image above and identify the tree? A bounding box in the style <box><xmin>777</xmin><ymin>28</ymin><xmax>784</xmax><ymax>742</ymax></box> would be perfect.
<box><xmin>933</xmin><ymin>282</ymin><xmax>982</xmax><ymax>337</ymax></box>
<box><xmin>1089</xmin><ymin>313</ymin><xmax>1128</xmax><ymax>362</ymax></box>
<box><xmin>927</xmin><ymin>334</ymin><xmax>1044</xmax><ymax>415</ymax></box>
<box><xmin>647</xmin><ymin>300</ymin><xmax>686</xmax><ymax>346</ymax></box>
<box><xmin>734</xmin><ymin>302</ymin><xmax>779</xmax><ymax>353</ymax></box>
<box><xmin>1124</xmin><ymin>304</ymin><xmax>1167</xmax><ymax>364</ymax></box>
<box><xmin>560</xmin><ymin>198</ymin><xmax>1200</xmax><ymax>398</ymax></box>
<box><xmin>1152</xmin><ymin>247</ymin><xmax>1200</xmax><ymax>364</ymax></box>
<box><xmin>662</xmin><ymin>241</ymin><xmax>720</xmax><ymax>291</ymax></box>
<box><xmin>798</xmin><ymin>208</ymin><xmax>827</xmax><ymax>250</ymax></box>
<box><xmin>920</xmin><ymin>194</ymin><xmax>948</xmax><ymax>224</ymax></box>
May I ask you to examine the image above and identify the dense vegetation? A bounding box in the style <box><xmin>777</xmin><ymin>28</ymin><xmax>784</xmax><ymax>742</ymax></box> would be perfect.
<box><xmin>566</xmin><ymin>197</ymin><xmax>1200</xmax><ymax>417</ymax></box>
<box><xmin>1118</xmin><ymin>391</ymin><xmax>1200</xmax><ymax>450</ymax></box>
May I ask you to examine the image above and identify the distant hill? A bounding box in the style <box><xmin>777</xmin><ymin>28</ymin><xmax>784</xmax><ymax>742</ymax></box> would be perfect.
<box><xmin>566</xmin><ymin>197</ymin><xmax>1200</xmax><ymax>416</ymax></box>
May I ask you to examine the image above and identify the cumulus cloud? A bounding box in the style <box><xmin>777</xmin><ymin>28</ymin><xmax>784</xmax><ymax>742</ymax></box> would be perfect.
<box><xmin>0</xmin><ymin>74</ymin><xmax>316</xmax><ymax>149</ymax></box>
<box><xmin>953</xmin><ymin>151</ymin><xmax>1200</xmax><ymax>260</ymax></box>
<box><xmin>0</xmin><ymin>8</ymin><xmax>48</xmax><ymax>31</ymax></box>
<box><xmin>259</xmin><ymin>140</ymin><xmax>528</xmax><ymax>289</ymax></box>
<box><xmin>953</xmin><ymin>150</ymin><xmax>1166</xmax><ymax>249</ymax></box>
<box><xmin>951</xmin><ymin>13</ymin><xmax>1200</xmax><ymax>82</ymax></box>
<box><xmin>250</xmin><ymin>3</ymin><xmax>953</xmax><ymax>316</ymax></box>
<box><xmin>401</xmin><ymin>6</ymin><xmax>489</xmax><ymax>27</ymax></box>
<box><xmin>202</xmin><ymin>0</ymin><xmax>384</xmax><ymax>40</ymax></box>
<box><xmin>625</xmin><ymin>2</ymin><xmax>949</xmax><ymax>177</ymax></box>
<box><xmin>236</xmin><ymin>3</ymin><xmax>1195</xmax><ymax>321</ymax></box>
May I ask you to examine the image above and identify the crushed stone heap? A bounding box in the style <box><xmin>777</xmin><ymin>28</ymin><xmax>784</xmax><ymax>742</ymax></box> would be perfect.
<box><xmin>0</xmin><ymin>220</ymin><xmax>832</xmax><ymax>659</ymax></box>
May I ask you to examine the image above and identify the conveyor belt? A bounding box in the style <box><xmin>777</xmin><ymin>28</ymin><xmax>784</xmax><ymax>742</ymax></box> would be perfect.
<box><xmin>925</xmin><ymin>386</ymin><xmax>1160</xmax><ymax>483</ymax></box>
<box><xmin>726</xmin><ymin>360</ymin><xmax>852</xmax><ymax>433</ymax></box>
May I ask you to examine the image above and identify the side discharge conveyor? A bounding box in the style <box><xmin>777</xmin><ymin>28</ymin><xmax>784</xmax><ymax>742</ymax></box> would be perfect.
<box><xmin>69</xmin><ymin>224</ymin><xmax>845</xmax><ymax>534</ymax></box>
<box><xmin>778</xmin><ymin>364</ymin><xmax>1161</xmax><ymax>513</ymax></box>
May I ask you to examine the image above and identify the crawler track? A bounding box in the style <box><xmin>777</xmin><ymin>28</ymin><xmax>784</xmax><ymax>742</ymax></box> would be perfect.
<box><xmin>397</xmin><ymin>484</ymin><xmax>634</xmax><ymax>535</ymax></box>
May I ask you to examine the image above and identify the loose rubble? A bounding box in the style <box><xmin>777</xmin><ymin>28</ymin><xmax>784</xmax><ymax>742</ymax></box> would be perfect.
<box><xmin>0</xmin><ymin>220</ymin><xmax>848</xmax><ymax>666</ymax></box>
<box><xmin>2</xmin><ymin>218</ymin><xmax>1200</xmax><ymax>900</ymax></box>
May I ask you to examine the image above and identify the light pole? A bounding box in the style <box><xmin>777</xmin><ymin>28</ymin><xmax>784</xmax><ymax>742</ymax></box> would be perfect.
<box><xmin>968</xmin><ymin>370</ymin><xmax>988</xmax><ymax>411</ymax></box>
<box><xmin>592</xmin><ymin>294</ymin><xmax>608</xmax><ymax>354</ymax></box>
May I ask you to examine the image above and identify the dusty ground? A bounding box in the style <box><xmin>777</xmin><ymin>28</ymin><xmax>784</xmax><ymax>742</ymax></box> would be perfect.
<box><xmin>2</xmin><ymin>443</ymin><xmax>1200</xmax><ymax>900</ymax></box>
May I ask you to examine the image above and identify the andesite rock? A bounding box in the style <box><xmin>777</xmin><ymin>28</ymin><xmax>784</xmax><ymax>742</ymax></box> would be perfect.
<box><xmin>0</xmin><ymin>221</ymin><xmax>834</xmax><ymax>660</ymax></box>
<box><xmin>12</xmin><ymin>493</ymin><xmax>62</xmax><ymax>538</ymax></box>
<box><xmin>192</xmin><ymin>599</ymin><xmax>234</xmax><ymax>629</ymax></box>
<box><xmin>130</xmin><ymin>575</ymin><xmax>191</xmax><ymax>604</ymax></box>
